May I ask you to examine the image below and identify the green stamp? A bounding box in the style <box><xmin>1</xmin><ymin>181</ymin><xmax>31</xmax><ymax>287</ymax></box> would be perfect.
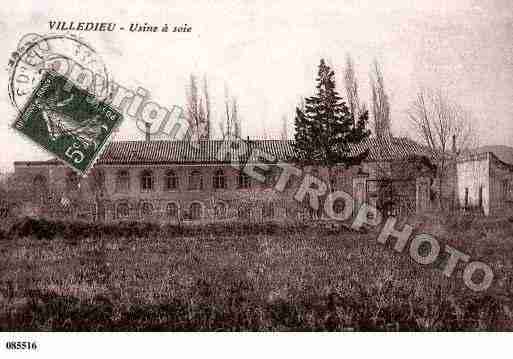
<box><xmin>13</xmin><ymin>70</ymin><xmax>123</xmax><ymax>175</ymax></box>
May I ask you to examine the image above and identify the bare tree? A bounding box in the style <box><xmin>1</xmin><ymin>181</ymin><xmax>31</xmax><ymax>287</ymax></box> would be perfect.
<box><xmin>344</xmin><ymin>54</ymin><xmax>363</xmax><ymax>123</ymax></box>
<box><xmin>298</xmin><ymin>97</ymin><xmax>306</xmax><ymax>112</ymax></box>
<box><xmin>186</xmin><ymin>74</ymin><xmax>211</xmax><ymax>140</ymax></box>
<box><xmin>203</xmin><ymin>76</ymin><xmax>211</xmax><ymax>138</ymax></box>
<box><xmin>0</xmin><ymin>169</ymin><xmax>8</xmax><ymax>192</ymax></box>
<box><xmin>219</xmin><ymin>85</ymin><xmax>241</xmax><ymax>139</ymax></box>
<box><xmin>232</xmin><ymin>97</ymin><xmax>241</xmax><ymax>138</ymax></box>
<box><xmin>370</xmin><ymin>60</ymin><xmax>391</xmax><ymax>139</ymax></box>
<box><xmin>408</xmin><ymin>87</ymin><xmax>476</xmax><ymax>209</ymax></box>
<box><xmin>280</xmin><ymin>115</ymin><xmax>288</xmax><ymax>141</ymax></box>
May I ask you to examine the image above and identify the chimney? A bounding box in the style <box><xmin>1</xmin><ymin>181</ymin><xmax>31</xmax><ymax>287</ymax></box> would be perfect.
<box><xmin>145</xmin><ymin>122</ymin><xmax>151</xmax><ymax>142</ymax></box>
<box><xmin>452</xmin><ymin>134</ymin><xmax>457</xmax><ymax>154</ymax></box>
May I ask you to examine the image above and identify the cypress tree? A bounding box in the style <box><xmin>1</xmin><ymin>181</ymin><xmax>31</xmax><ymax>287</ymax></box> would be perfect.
<box><xmin>293</xmin><ymin>59</ymin><xmax>370</xmax><ymax>171</ymax></box>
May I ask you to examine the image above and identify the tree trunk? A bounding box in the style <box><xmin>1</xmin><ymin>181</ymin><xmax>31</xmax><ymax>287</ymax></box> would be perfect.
<box><xmin>437</xmin><ymin>169</ymin><xmax>443</xmax><ymax>211</ymax></box>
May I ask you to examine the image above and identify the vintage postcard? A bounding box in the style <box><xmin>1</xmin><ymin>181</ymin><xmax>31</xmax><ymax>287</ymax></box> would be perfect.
<box><xmin>0</xmin><ymin>0</ymin><xmax>512</xmax><ymax>357</ymax></box>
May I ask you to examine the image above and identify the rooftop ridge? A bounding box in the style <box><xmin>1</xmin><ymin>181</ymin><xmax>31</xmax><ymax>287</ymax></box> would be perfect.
<box><xmin>14</xmin><ymin>136</ymin><xmax>435</xmax><ymax>166</ymax></box>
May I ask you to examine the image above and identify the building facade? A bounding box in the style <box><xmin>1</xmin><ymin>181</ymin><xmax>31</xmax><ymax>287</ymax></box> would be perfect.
<box><xmin>456</xmin><ymin>151</ymin><xmax>513</xmax><ymax>216</ymax></box>
<box><xmin>11</xmin><ymin>137</ymin><xmax>442</xmax><ymax>222</ymax></box>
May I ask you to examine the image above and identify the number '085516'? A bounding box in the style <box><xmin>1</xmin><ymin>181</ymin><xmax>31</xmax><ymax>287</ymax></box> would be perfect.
<box><xmin>5</xmin><ymin>341</ymin><xmax>38</xmax><ymax>350</ymax></box>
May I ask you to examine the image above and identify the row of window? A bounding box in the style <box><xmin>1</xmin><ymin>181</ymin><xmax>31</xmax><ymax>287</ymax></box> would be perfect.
<box><xmin>116</xmin><ymin>201</ymin><xmax>275</xmax><ymax>220</ymax></box>
<box><xmin>33</xmin><ymin>167</ymin><xmax>349</xmax><ymax>194</ymax></box>
<box><xmin>117</xmin><ymin>169</ymin><xmax>253</xmax><ymax>192</ymax></box>
<box><xmin>115</xmin><ymin>169</ymin><xmax>348</xmax><ymax>192</ymax></box>
<box><xmin>32</xmin><ymin>170</ymin><xmax>254</xmax><ymax>193</ymax></box>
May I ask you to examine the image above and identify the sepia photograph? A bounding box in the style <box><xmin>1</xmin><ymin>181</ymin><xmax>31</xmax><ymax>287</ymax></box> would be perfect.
<box><xmin>0</xmin><ymin>0</ymin><xmax>512</xmax><ymax>356</ymax></box>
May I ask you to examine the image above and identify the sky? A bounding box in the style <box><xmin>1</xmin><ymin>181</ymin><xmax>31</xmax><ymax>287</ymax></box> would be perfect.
<box><xmin>1</xmin><ymin>0</ymin><xmax>512</xmax><ymax>170</ymax></box>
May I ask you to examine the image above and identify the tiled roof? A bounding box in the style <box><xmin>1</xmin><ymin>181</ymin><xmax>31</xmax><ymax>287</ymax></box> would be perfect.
<box><xmin>97</xmin><ymin>139</ymin><xmax>295</xmax><ymax>164</ymax></box>
<box><xmin>350</xmin><ymin>136</ymin><xmax>434</xmax><ymax>162</ymax></box>
<box><xmin>97</xmin><ymin>137</ymin><xmax>433</xmax><ymax>165</ymax></box>
<box><xmin>14</xmin><ymin>137</ymin><xmax>434</xmax><ymax>166</ymax></box>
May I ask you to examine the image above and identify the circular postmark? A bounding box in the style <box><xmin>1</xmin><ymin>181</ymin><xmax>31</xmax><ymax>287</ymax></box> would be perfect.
<box><xmin>8</xmin><ymin>33</ymin><xmax>111</xmax><ymax>111</ymax></box>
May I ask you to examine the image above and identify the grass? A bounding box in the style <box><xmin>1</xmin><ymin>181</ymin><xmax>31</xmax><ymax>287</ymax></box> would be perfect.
<box><xmin>0</xmin><ymin>216</ymin><xmax>512</xmax><ymax>331</ymax></box>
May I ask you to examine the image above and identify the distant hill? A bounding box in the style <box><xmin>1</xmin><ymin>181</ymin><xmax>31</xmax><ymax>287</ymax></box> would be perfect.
<box><xmin>472</xmin><ymin>145</ymin><xmax>513</xmax><ymax>165</ymax></box>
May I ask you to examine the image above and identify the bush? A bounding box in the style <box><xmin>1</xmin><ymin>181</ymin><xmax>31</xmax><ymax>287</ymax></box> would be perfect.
<box><xmin>6</xmin><ymin>218</ymin><xmax>356</xmax><ymax>240</ymax></box>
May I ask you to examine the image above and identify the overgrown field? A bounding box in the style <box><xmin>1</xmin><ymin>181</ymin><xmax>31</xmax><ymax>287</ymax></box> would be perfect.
<box><xmin>0</xmin><ymin>216</ymin><xmax>512</xmax><ymax>331</ymax></box>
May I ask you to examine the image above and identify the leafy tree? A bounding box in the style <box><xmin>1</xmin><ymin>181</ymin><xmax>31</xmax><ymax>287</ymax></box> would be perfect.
<box><xmin>293</xmin><ymin>59</ymin><xmax>370</xmax><ymax>191</ymax></box>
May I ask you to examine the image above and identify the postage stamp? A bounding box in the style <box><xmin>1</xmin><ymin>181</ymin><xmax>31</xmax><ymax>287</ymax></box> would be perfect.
<box><xmin>12</xmin><ymin>70</ymin><xmax>122</xmax><ymax>175</ymax></box>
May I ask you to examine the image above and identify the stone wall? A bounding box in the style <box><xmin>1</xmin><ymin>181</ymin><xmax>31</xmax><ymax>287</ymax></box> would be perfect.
<box><xmin>456</xmin><ymin>153</ymin><xmax>490</xmax><ymax>215</ymax></box>
<box><xmin>488</xmin><ymin>155</ymin><xmax>513</xmax><ymax>216</ymax></box>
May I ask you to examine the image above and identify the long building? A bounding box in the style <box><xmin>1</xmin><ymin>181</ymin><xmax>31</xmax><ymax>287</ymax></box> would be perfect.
<box><xmin>11</xmin><ymin>136</ymin><xmax>513</xmax><ymax>221</ymax></box>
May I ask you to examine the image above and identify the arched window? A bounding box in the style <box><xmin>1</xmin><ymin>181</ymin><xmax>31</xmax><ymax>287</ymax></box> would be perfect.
<box><xmin>33</xmin><ymin>175</ymin><xmax>47</xmax><ymax>191</ymax></box>
<box><xmin>333</xmin><ymin>197</ymin><xmax>346</xmax><ymax>214</ymax></box>
<box><xmin>164</xmin><ymin>170</ymin><xmax>179</xmax><ymax>191</ymax></box>
<box><xmin>0</xmin><ymin>202</ymin><xmax>7</xmax><ymax>218</ymax></box>
<box><xmin>140</xmin><ymin>170</ymin><xmax>154</xmax><ymax>191</ymax></box>
<box><xmin>214</xmin><ymin>202</ymin><xmax>227</xmax><ymax>219</ymax></box>
<box><xmin>66</xmin><ymin>172</ymin><xmax>80</xmax><ymax>191</ymax></box>
<box><xmin>287</xmin><ymin>206</ymin><xmax>299</xmax><ymax>220</ymax></box>
<box><xmin>116</xmin><ymin>170</ymin><xmax>130</xmax><ymax>192</ymax></box>
<box><xmin>117</xmin><ymin>202</ymin><xmax>130</xmax><ymax>219</ymax></box>
<box><xmin>238</xmin><ymin>205</ymin><xmax>251</xmax><ymax>220</ymax></box>
<box><xmin>213</xmin><ymin>169</ymin><xmax>226</xmax><ymax>189</ymax></box>
<box><xmin>189</xmin><ymin>170</ymin><xmax>203</xmax><ymax>190</ymax></box>
<box><xmin>141</xmin><ymin>202</ymin><xmax>153</xmax><ymax>218</ymax></box>
<box><xmin>262</xmin><ymin>202</ymin><xmax>275</xmax><ymax>219</ymax></box>
<box><xmin>238</xmin><ymin>172</ymin><xmax>251</xmax><ymax>189</ymax></box>
<box><xmin>166</xmin><ymin>202</ymin><xmax>179</xmax><ymax>219</ymax></box>
<box><xmin>190</xmin><ymin>202</ymin><xmax>202</xmax><ymax>220</ymax></box>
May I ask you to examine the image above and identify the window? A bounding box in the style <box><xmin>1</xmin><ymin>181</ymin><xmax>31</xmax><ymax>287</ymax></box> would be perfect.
<box><xmin>333</xmin><ymin>198</ymin><xmax>346</xmax><ymax>214</ymax></box>
<box><xmin>33</xmin><ymin>175</ymin><xmax>48</xmax><ymax>203</ymax></box>
<box><xmin>189</xmin><ymin>170</ymin><xmax>203</xmax><ymax>190</ymax></box>
<box><xmin>238</xmin><ymin>206</ymin><xmax>251</xmax><ymax>220</ymax></box>
<box><xmin>166</xmin><ymin>202</ymin><xmax>179</xmax><ymax>219</ymax></box>
<box><xmin>66</xmin><ymin>172</ymin><xmax>80</xmax><ymax>191</ymax></box>
<box><xmin>141</xmin><ymin>170</ymin><xmax>154</xmax><ymax>191</ymax></box>
<box><xmin>141</xmin><ymin>202</ymin><xmax>153</xmax><ymax>218</ymax></box>
<box><xmin>503</xmin><ymin>180</ymin><xmax>511</xmax><ymax>200</ymax></box>
<box><xmin>330</xmin><ymin>170</ymin><xmax>341</xmax><ymax>191</ymax></box>
<box><xmin>464</xmin><ymin>187</ymin><xmax>469</xmax><ymax>208</ymax></box>
<box><xmin>214</xmin><ymin>202</ymin><xmax>227</xmax><ymax>219</ymax></box>
<box><xmin>33</xmin><ymin>175</ymin><xmax>47</xmax><ymax>191</ymax></box>
<box><xmin>262</xmin><ymin>202</ymin><xmax>275</xmax><ymax>219</ymax></box>
<box><xmin>117</xmin><ymin>202</ymin><xmax>130</xmax><ymax>219</ymax></box>
<box><xmin>286</xmin><ymin>206</ymin><xmax>298</xmax><ymax>219</ymax></box>
<box><xmin>164</xmin><ymin>170</ymin><xmax>178</xmax><ymax>191</ymax></box>
<box><xmin>329</xmin><ymin>176</ymin><xmax>337</xmax><ymax>190</ymax></box>
<box><xmin>213</xmin><ymin>169</ymin><xmax>226</xmax><ymax>189</ymax></box>
<box><xmin>479</xmin><ymin>186</ymin><xmax>483</xmax><ymax>210</ymax></box>
<box><xmin>238</xmin><ymin>172</ymin><xmax>251</xmax><ymax>189</ymax></box>
<box><xmin>190</xmin><ymin>202</ymin><xmax>202</xmax><ymax>220</ymax></box>
<box><xmin>90</xmin><ymin>169</ymin><xmax>105</xmax><ymax>193</ymax></box>
<box><xmin>265</xmin><ymin>169</ymin><xmax>277</xmax><ymax>187</ymax></box>
<box><xmin>0</xmin><ymin>203</ymin><xmax>7</xmax><ymax>218</ymax></box>
<box><xmin>116</xmin><ymin>170</ymin><xmax>130</xmax><ymax>192</ymax></box>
